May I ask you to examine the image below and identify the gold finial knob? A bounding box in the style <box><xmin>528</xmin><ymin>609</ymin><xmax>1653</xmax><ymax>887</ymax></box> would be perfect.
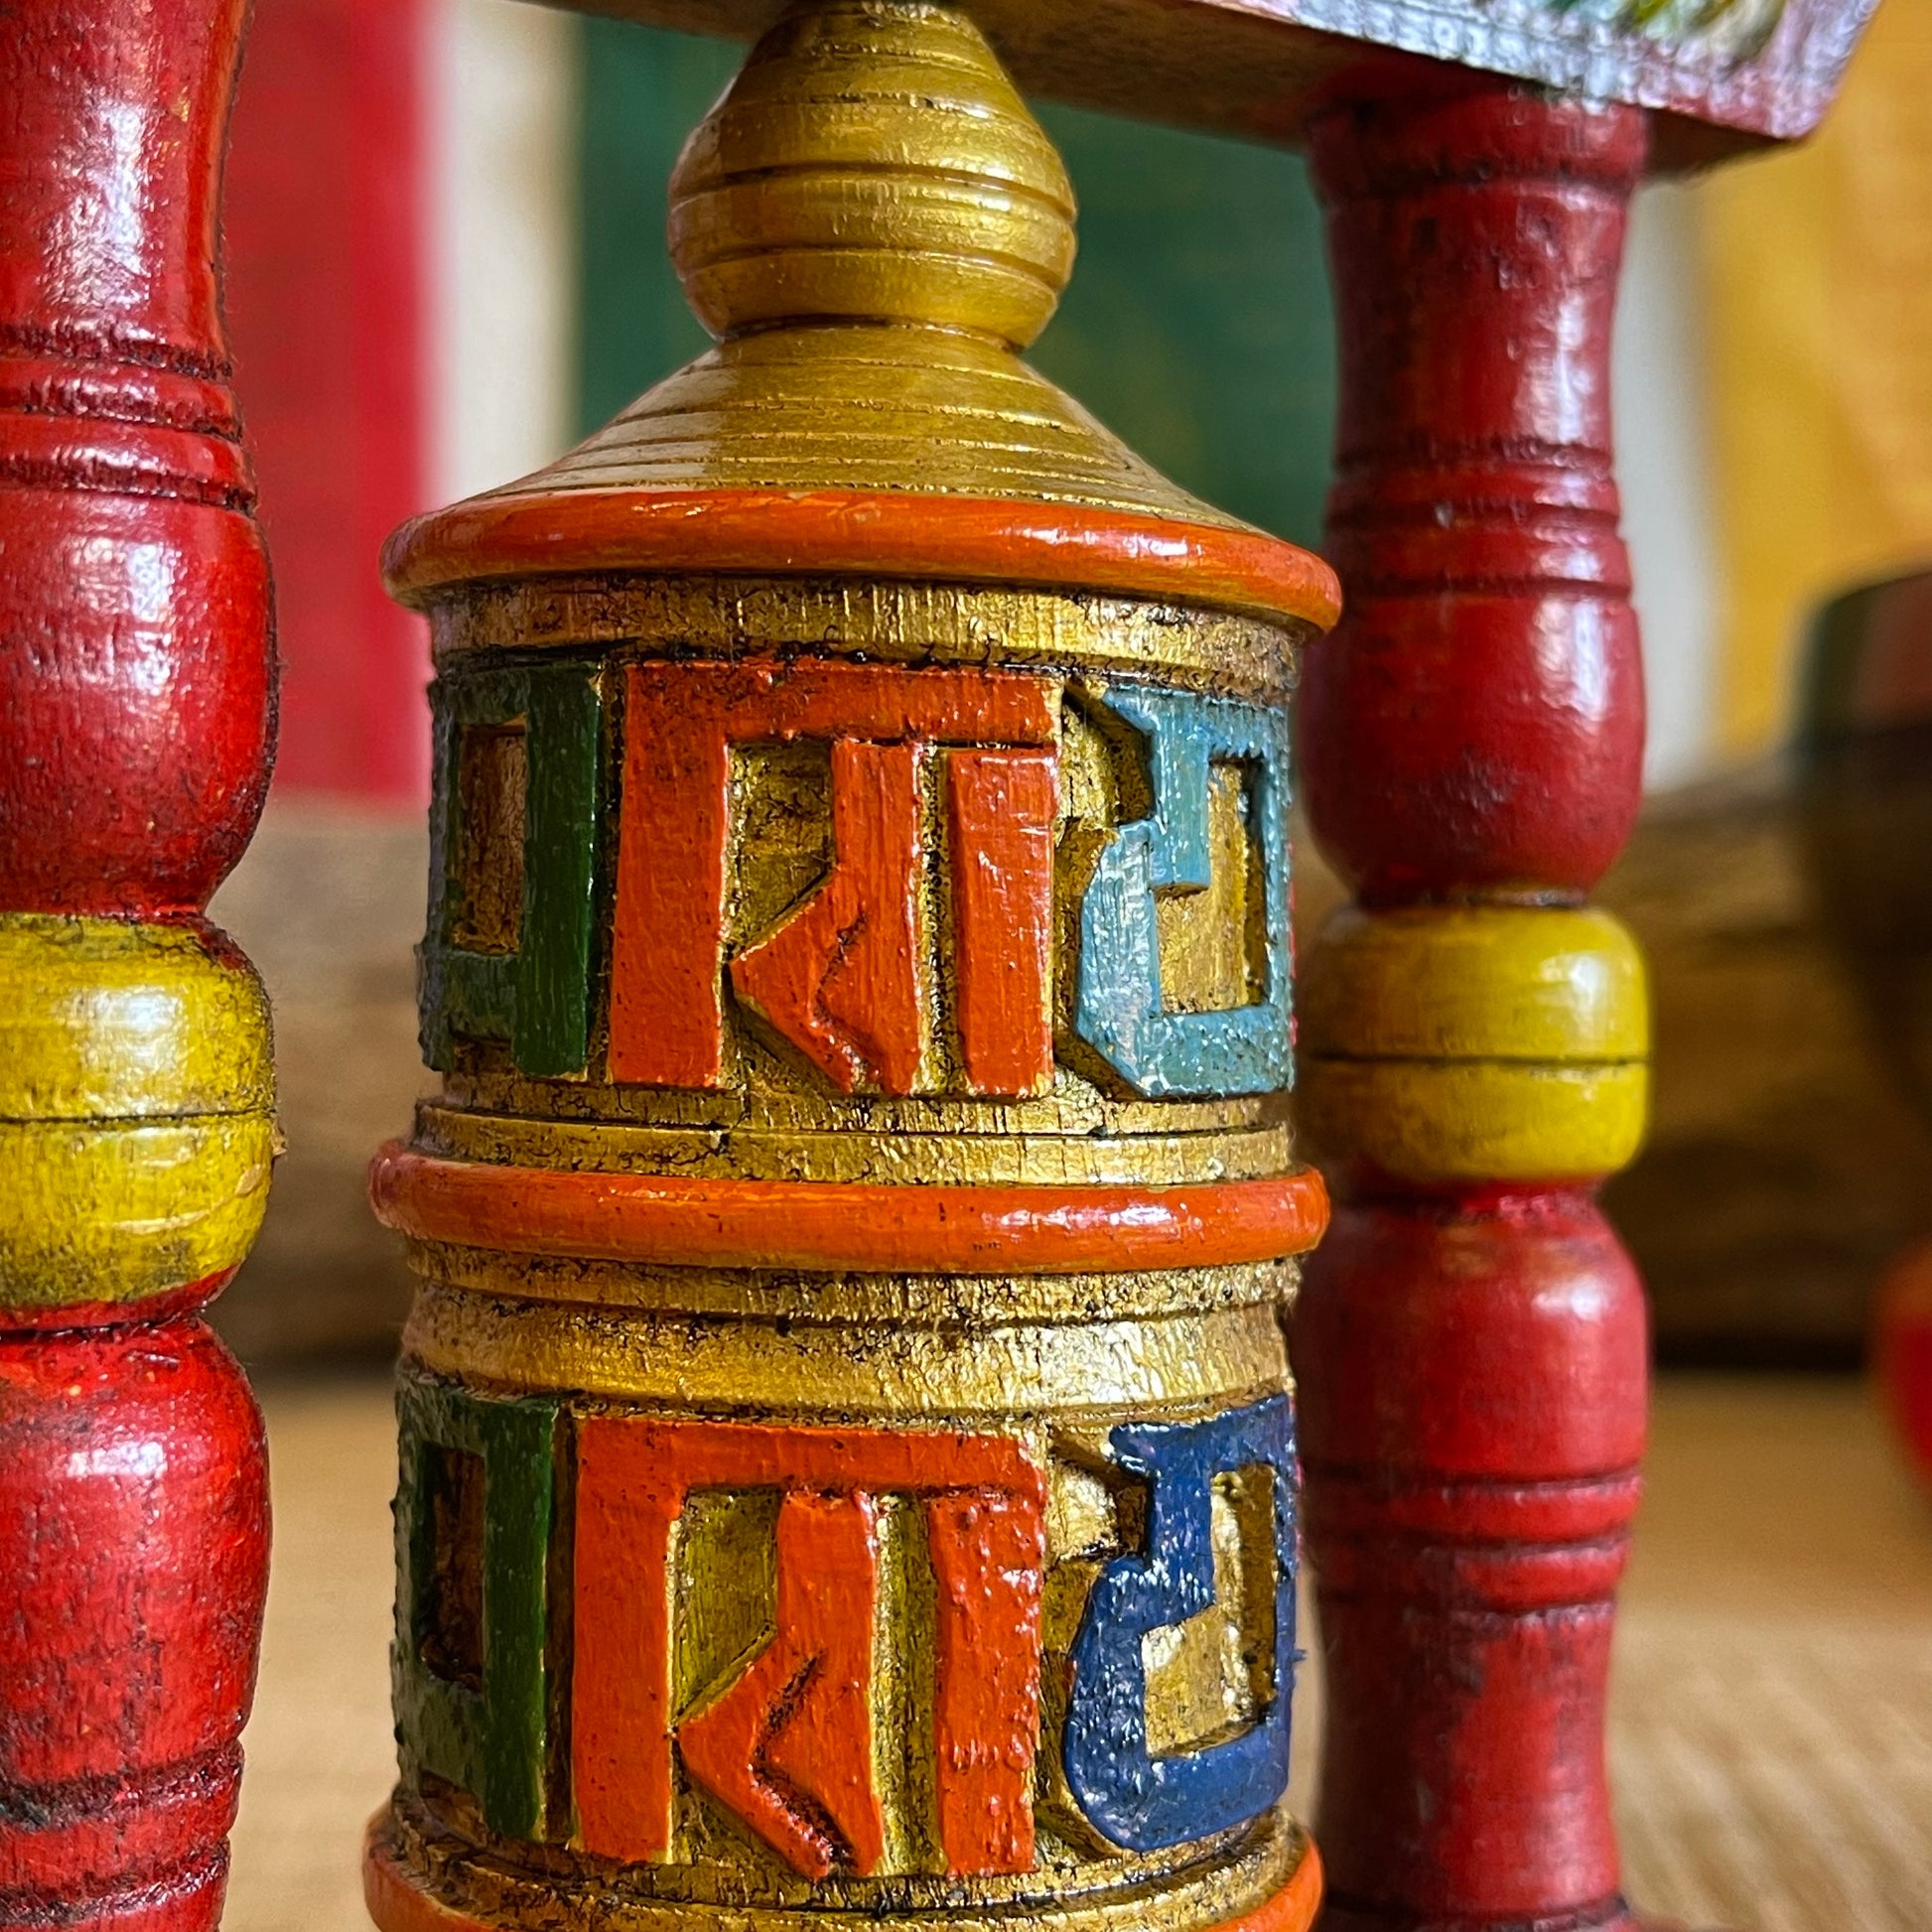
<box><xmin>668</xmin><ymin>0</ymin><xmax>1076</xmax><ymax>349</ymax></box>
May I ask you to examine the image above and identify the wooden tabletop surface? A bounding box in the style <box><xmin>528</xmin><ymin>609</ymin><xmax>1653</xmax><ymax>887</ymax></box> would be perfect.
<box><xmin>225</xmin><ymin>1371</ymin><xmax>1932</xmax><ymax>1932</ymax></box>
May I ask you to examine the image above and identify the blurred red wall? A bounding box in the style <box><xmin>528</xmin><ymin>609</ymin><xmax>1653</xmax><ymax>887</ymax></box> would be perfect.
<box><xmin>223</xmin><ymin>0</ymin><xmax>432</xmax><ymax>804</ymax></box>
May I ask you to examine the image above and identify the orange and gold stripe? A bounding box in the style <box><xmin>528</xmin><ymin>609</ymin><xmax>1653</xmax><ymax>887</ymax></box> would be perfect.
<box><xmin>369</xmin><ymin>1142</ymin><xmax>1329</xmax><ymax>1275</ymax></box>
<box><xmin>362</xmin><ymin>1824</ymin><xmax>1323</xmax><ymax>1932</ymax></box>
<box><xmin>383</xmin><ymin>487</ymin><xmax>1342</xmax><ymax>631</ymax></box>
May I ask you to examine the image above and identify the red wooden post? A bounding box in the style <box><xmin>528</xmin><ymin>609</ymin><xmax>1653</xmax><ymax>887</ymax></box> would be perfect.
<box><xmin>0</xmin><ymin>0</ymin><xmax>275</xmax><ymax>1924</ymax></box>
<box><xmin>1293</xmin><ymin>78</ymin><xmax>1654</xmax><ymax>1932</ymax></box>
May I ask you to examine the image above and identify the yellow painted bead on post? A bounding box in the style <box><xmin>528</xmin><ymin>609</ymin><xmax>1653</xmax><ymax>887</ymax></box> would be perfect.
<box><xmin>0</xmin><ymin>915</ymin><xmax>277</xmax><ymax>1307</ymax></box>
<box><xmin>1298</xmin><ymin>904</ymin><xmax>1650</xmax><ymax>1183</ymax></box>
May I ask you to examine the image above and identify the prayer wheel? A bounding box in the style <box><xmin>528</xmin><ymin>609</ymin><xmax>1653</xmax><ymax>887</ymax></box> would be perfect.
<box><xmin>362</xmin><ymin>6</ymin><xmax>1339</xmax><ymax>1931</ymax></box>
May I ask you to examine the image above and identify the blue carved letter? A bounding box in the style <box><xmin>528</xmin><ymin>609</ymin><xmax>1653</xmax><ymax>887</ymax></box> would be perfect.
<box><xmin>1063</xmin><ymin>1396</ymin><xmax>1298</xmax><ymax>1852</ymax></box>
<box><xmin>1072</xmin><ymin>686</ymin><xmax>1291</xmax><ymax>1095</ymax></box>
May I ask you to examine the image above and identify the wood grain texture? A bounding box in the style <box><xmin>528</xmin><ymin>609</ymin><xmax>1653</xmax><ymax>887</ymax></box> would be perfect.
<box><xmin>1293</xmin><ymin>79</ymin><xmax>1655</xmax><ymax>1932</ymax></box>
<box><xmin>0</xmin><ymin>0</ymin><xmax>275</xmax><ymax>1918</ymax></box>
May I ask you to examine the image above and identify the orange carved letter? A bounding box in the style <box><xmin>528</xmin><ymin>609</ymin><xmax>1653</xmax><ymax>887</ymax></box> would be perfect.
<box><xmin>926</xmin><ymin>1490</ymin><xmax>1044</xmax><ymax>1873</ymax></box>
<box><xmin>678</xmin><ymin>1492</ymin><xmax>887</xmax><ymax>1877</ymax></box>
<box><xmin>731</xmin><ymin>740</ymin><xmax>926</xmax><ymax>1093</ymax></box>
<box><xmin>947</xmin><ymin>749</ymin><xmax>1057</xmax><ymax>1098</ymax></box>
<box><xmin>571</xmin><ymin>1418</ymin><xmax>1046</xmax><ymax>1875</ymax></box>
<box><xmin>608</xmin><ymin>659</ymin><xmax>1057</xmax><ymax>1094</ymax></box>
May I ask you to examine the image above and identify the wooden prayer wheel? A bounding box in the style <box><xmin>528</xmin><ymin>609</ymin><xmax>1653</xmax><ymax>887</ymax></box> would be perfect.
<box><xmin>362</xmin><ymin>6</ymin><xmax>1338</xmax><ymax>1931</ymax></box>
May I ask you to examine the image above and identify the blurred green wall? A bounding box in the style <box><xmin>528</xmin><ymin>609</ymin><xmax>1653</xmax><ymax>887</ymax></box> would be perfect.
<box><xmin>575</xmin><ymin>17</ymin><xmax>1335</xmax><ymax>547</ymax></box>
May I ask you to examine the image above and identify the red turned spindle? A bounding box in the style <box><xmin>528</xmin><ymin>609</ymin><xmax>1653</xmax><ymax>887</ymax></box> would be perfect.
<box><xmin>0</xmin><ymin>0</ymin><xmax>275</xmax><ymax>1925</ymax></box>
<box><xmin>1294</xmin><ymin>79</ymin><xmax>1654</xmax><ymax>1932</ymax></box>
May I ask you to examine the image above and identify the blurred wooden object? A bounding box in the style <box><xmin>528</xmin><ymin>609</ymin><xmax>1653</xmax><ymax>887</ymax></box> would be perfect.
<box><xmin>1297</xmin><ymin>774</ymin><xmax>1932</xmax><ymax>1368</ymax></box>
<box><xmin>1801</xmin><ymin>570</ymin><xmax>1932</xmax><ymax>1126</ymax></box>
<box><xmin>1798</xmin><ymin>569</ymin><xmax>1932</xmax><ymax>1453</ymax></box>
<box><xmin>1602</xmin><ymin>762</ymin><xmax>1932</xmax><ymax>1363</ymax></box>
<box><xmin>207</xmin><ymin>804</ymin><xmax>429</xmax><ymax>1367</ymax></box>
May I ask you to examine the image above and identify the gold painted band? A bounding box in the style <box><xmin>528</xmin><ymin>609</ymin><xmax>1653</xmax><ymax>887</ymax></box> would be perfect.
<box><xmin>369</xmin><ymin>1142</ymin><xmax>1328</xmax><ymax>1276</ymax></box>
<box><xmin>362</xmin><ymin>1824</ymin><xmax>1323</xmax><ymax>1932</ymax></box>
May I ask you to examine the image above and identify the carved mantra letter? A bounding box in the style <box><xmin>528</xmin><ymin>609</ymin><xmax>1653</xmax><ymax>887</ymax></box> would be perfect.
<box><xmin>945</xmin><ymin>749</ymin><xmax>1059</xmax><ymax>1097</ymax></box>
<box><xmin>609</xmin><ymin>659</ymin><xmax>1058</xmax><ymax>1094</ymax></box>
<box><xmin>732</xmin><ymin>740</ymin><xmax>927</xmax><ymax>1094</ymax></box>
<box><xmin>572</xmin><ymin>1419</ymin><xmax>1046</xmax><ymax>1876</ymax></box>
<box><xmin>1073</xmin><ymin>688</ymin><xmax>1292</xmax><ymax>1097</ymax></box>
<box><xmin>1063</xmin><ymin>1397</ymin><xmax>1299</xmax><ymax>1852</ymax></box>
<box><xmin>679</xmin><ymin>1493</ymin><xmax>887</xmax><ymax>1878</ymax></box>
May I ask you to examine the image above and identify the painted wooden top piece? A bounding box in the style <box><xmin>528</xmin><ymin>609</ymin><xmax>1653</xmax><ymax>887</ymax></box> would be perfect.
<box><xmin>383</xmin><ymin>0</ymin><xmax>1338</xmax><ymax>627</ymax></box>
<box><xmin>518</xmin><ymin>0</ymin><xmax>1872</xmax><ymax>158</ymax></box>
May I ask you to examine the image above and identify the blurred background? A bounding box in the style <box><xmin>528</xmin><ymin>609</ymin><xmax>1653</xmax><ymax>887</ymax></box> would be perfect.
<box><xmin>215</xmin><ymin>0</ymin><xmax>1932</xmax><ymax>1374</ymax></box>
<box><xmin>207</xmin><ymin>1</ymin><xmax>1932</xmax><ymax>1924</ymax></box>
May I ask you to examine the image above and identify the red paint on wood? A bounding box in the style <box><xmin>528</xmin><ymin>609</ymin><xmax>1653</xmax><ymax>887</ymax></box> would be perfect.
<box><xmin>222</xmin><ymin>0</ymin><xmax>431</xmax><ymax>802</ymax></box>
<box><xmin>369</xmin><ymin>1142</ymin><xmax>1331</xmax><ymax>1275</ymax></box>
<box><xmin>1300</xmin><ymin>83</ymin><xmax>1647</xmax><ymax>906</ymax></box>
<box><xmin>0</xmin><ymin>0</ymin><xmax>274</xmax><ymax>1917</ymax></box>
<box><xmin>572</xmin><ymin>1418</ymin><xmax>1044</xmax><ymax>1869</ymax></box>
<box><xmin>948</xmin><ymin>750</ymin><xmax>1058</xmax><ymax>1098</ymax></box>
<box><xmin>0</xmin><ymin>0</ymin><xmax>275</xmax><ymax>915</ymax></box>
<box><xmin>1295</xmin><ymin>79</ymin><xmax>1650</xmax><ymax>1932</ymax></box>
<box><xmin>1293</xmin><ymin>1193</ymin><xmax>1646</xmax><ymax>1923</ymax></box>
<box><xmin>0</xmin><ymin>1321</ymin><xmax>269</xmax><ymax>1930</ymax></box>
<box><xmin>732</xmin><ymin>739</ymin><xmax>928</xmax><ymax>1093</ymax></box>
<box><xmin>0</xmin><ymin>486</ymin><xmax>271</xmax><ymax>920</ymax></box>
<box><xmin>678</xmin><ymin>1493</ymin><xmax>887</xmax><ymax>1878</ymax></box>
<box><xmin>609</xmin><ymin>658</ymin><xmax>1054</xmax><ymax>1090</ymax></box>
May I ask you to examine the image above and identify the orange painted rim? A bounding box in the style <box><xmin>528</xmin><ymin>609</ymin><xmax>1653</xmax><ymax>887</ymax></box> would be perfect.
<box><xmin>381</xmin><ymin>487</ymin><xmax>1341</xmax><ymax>631</ymax></box>
<box><xmin>364</xmin><ymin>1821</ymin><xmax>1322</xmax><ymax>1932</ymax></box>
<box><xmin>1224</xmin><ymin>1842</ymin><xmax>1324</xmax><ymax>1932</ymax></box>
<box><xmin>369</xmin><ymin>1142</ymin><xmax>1329</xmax><ymax>1276</ymax></box>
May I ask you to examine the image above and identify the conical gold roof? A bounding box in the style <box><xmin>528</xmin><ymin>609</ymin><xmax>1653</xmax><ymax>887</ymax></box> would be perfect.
<box><xmin>385</xmin><ymin>0</ymin><xmax>1337</xmax><ymax>630</ymax></box>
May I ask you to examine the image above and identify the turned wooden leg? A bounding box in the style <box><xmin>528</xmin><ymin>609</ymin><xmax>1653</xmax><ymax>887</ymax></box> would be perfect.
<box><xmin>1293</xmin><ymin>78</ymin><xmax>1653</xmax><ymax>1932</ymax></box>
<box><xmin>0</xmin><ymin>0</ymin><xmax>274</xmax><ymax>1925</ymax></box>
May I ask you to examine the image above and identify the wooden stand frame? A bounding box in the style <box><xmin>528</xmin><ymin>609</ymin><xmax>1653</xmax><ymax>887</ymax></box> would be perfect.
<box><xmin>1297</xmin><ymin>78</ymin><xmax>1653</xmax><ymax>1932</ymax></box>
<box><xmin>0</xmin><ymin>0</ymin><xmax>275</xmax><ymax>1924</ymax></box>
